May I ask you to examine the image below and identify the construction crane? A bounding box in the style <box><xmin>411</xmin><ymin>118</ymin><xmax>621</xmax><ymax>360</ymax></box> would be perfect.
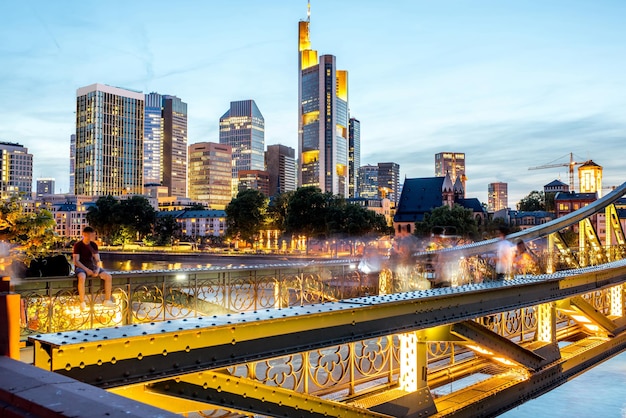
<box><xmin>528</xmin><ymin>152</ymin><xmax>584</xmax><ymax>192</ymax></box>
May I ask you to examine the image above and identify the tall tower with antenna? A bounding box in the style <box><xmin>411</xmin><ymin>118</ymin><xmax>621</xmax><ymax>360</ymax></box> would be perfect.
<box><xmin>297</xmin><ymin>1</ymin><xmax>350</xmax><ymax>196</ymax></box>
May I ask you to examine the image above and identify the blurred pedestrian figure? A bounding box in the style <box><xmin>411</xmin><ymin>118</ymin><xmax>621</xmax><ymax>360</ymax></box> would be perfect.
<box><xmin>495</xmin><ymin>226</ymin><xmax>514</xmax><ymax>281</ymax></box>
<box><xmin>514</xmin><ymin>239</ymin><xmax>539</xmax><ymax>276</ymax></box>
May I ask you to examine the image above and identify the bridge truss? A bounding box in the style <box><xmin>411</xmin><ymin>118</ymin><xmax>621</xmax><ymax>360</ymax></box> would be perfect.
<box><xmin>26</xmin><ymin>183</ymin><xmax>626</xmax><ymax>417</ymax></box>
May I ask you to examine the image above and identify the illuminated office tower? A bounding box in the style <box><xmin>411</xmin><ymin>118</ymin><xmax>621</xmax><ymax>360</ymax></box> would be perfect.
<box><xmin>358</xmin><ymin>165</ymin><xmax>378</xmax><ymax>199</ymax></box>
<box><xmin>265</xmin><ymin>144</ymin><xmax>296</xmax><ymax>197</ymax></box>
<box><xmin>188</xmin><ymin>142</ymin><xmax>233</xmax><ymax>209</ymax></box>
<box><xmin>435</xmin><ymin>152</ymin><xmax>466</xmax><ymax>197</ymax></box>
<box><xmin>488</xmin><ymin>182</ymin><xmax>508</xmax><ymax>211</ymax></box>
<box><xmin>69</xmin><ymin>134</ymin><xmax>75</xmax><ymax>194</ymax></box>
<box><xmin>75</xmin><ymin>83</ymin><xmax>144</xmax><ymax>196</ymax></box>
<box><xmin>298</xmin><ymin>6</ymin><xmax>349</xmax><ymax>196</ymax></box>
<box><xmin>219</xmin><ymin>100</ymin><xmax>265</xmax><ymax>196</ymax></box>
<box><xmin>0</xmin><ymin>141</ymin><xmax>32</xmax><ymax>199</ymax></box>
<box><xmin>144</xmin><ymin>93</ymin><xmax>188</xmax><ymax>198</ymax></box>
<box><xmin>348</xmin><ymin>118</ymin><xmax>360</xmax><ymax>198</ymax></box>
<box><xmin>378</xmin><ymin>162</ymin><xmax>400</xmax><ymax>204</ymax></box>
<box><xmin>143</xmin><ymin>93</ymin><xmax>163</xmax><ymax>186</ymax></box>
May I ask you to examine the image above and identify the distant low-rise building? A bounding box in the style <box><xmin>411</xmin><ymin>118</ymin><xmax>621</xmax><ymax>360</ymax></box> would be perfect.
<box><xmin>157</xmin><ymin>209</ymin><xmax>227</xmax><ymax>238</ymax></box>
<box><xmin>393</xmin><ymin>175</ymin><xmax>485</xmax><ymax>236</ymax></box>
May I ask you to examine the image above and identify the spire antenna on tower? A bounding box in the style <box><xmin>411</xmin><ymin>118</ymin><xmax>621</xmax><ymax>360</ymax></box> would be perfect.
<box><xmin>307</xmin><ymin>0</ymin><xmax>311</xmax><ymax>22</ymax></box>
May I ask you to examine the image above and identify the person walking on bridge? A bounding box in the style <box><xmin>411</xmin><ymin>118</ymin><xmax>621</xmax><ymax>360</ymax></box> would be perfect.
<box><xmin>495</xmin><ymin>226</ymin><xmax>514</xmax><ymax>280</ymax></box>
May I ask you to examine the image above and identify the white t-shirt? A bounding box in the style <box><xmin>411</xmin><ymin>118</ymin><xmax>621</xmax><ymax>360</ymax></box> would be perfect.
<box><xmin>496</xmin><ymin>239</ymin><xmax>515</xmax><ymax>275</ymax></box>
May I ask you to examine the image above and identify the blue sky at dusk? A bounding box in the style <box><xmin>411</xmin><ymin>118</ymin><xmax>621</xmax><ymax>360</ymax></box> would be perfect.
<box><xmin>1</xmin><ymin>0</ymin><xmax>626</xmax><ymax>204</ymax></box>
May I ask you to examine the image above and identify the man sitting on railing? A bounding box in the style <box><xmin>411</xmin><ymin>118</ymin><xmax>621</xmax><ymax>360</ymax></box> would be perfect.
<box><xmin>73</xmin><ymin>226</ymin><xmax>114</xmax><ymax>311</ymax></box>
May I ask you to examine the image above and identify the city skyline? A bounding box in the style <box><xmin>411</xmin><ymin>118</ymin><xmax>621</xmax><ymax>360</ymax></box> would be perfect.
<box><xmin>1</xmin><ymin>1</ymin><xmax>626</xmax><ymax>204</ymax></box>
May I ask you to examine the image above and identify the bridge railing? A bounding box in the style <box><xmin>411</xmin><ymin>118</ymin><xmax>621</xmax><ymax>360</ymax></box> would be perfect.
<box><xmin>16</xmin><ymin>243</ymin><xmax>625</xmax><ymax>337</ymax></box>
<box><xmin>15</xmin><ymin>260</ymin><xmax>375</xmax><ymax>336</ymax></box>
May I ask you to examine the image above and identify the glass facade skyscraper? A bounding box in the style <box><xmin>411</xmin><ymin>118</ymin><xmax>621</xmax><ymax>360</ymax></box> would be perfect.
<box><xmin>298</xmin><ymin>9</ymin><xmax>349</xmax><ymax>196</ymax></box>
<box><xmin>75</xmin><ymin>83</ymin><xmax>144</xmax><ymax>196</ymax></box>
<box><xmin>219</xmin><ymin>100</ymin><xmax>265</xmax><ymax>196</ymax></box>
<box><xmin>348</xmin><ymin>118</ymin><xmax>360</xmax><ymax>198</ymax></box>
<box><xmin>144</xmin><ymin>92</ymin><xmax>188</xmax><ymax>198</ymax></box>
<box><xmin>358</xmin><ymin>165</ymin><xmax>378</xmax><ymax>199</ymax></box>
<box><xmin>144</xmin><ymin>93</ymin><xmax>163</xmax><ymax>186</ymax></box>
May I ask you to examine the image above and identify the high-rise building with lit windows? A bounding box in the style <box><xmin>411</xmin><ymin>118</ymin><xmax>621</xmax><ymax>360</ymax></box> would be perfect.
<box><xmin>358</xmin><ymin>165</ymin><xmax>378</xmax><ymax>199</ymax></box>
<box><xmin>0</xmin><ymin>141</ymin><xmax>32</xmax><ymax>199</ymax></box>
<box><xmin>348</xmin><ymin>118</ymin><xmax>360</xmax><ymax>198</ymax></box>
<box><xmin>265</xmin><ymin>144</ymin><xmax>296</xmax><ymax>197</ymax></box>
<box><xmin>219</xmin><ymin>100</ymin><xmax>265</xmax><ymax>196</ymax></box>
<box><xmin>488</xmin><ymin>182</ymin><xmax>508</xmax><ymax>211</ymax></box>
<box><xmin>188</xmin><ymin>142</ymin><xmax>232</xmax><ymax>209</ymax></box>
<box><xmin>378</xmin><ymin>162</ymin><xmax>400</xmax><ymax>204</ymax></box>
<box><xmin>69</xmin><ymin>133</ymin><xmax>75</xmax><ymax>194</ymax></box>
<box><xmin>75</xmin><ymin>83</ymin><xmax>144</xmax><ymax>196</ymax></box>
<box><xmin>144</xmin><ymin>93</ymin><xmax>188</xmax><ymax>198</ymax></box>
<box><xmin>36</xmin><ymin>178</ymin><xmax>55</xmax><ymax>197</ymax></box>
<box><xmin>435</xmin><ymin>152</ymin><xmax>466</xmax><ymax>197</ymax></box>
<box><xmin>298</xmin><ymin>6</ymin><xmax>349</xmax><ymax>196</ymax></box>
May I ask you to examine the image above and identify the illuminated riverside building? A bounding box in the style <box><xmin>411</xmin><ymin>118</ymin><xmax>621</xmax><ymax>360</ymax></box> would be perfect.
<box><xmin>298</xmin><ymin>7</ymin><xmax>349</xmax><ymax>196</ymax></box>
<box><xmin>188</xmin><ymin>142</ymin><xmax>232</xmax><ymax>209</ymax></box>
<box><xmin>348</xmin><ymin>118</ymin><xmax>360</xmax><ymax>198</ymax></box>
<box><xmin>0</xmin><ymin>141</ymin><xmax>32</xmax><ymax>199</ymax></box>
<box><xmin>144</xmin><ymin>93</ymin><xmax>188</xmax><ymax>198</ymax></box>
<box><xmin>435</xmin><ymin>152</ymin><xmax>466</xmax><ymax>197</ymax></box>
<box><xmin>487</xmin><ymin>182</ymin><xmax>508</xmax><ymax>211</ymax></box>
<box><xmin>219</xmin><ymin>100</ymin><xmax>265</xmax><ymax>196</ymax></box>
<box><xmin>69</xmin><ymin>134</ymin><xmax>75</xmax><ymax>193</ymax></box>
<box><xmin>75</xmin><ymin>83</ymin><xmax>144</xmax><ymax>196</ymax></box>
<box><xmin>265</xmin><ymin>144</ymin><xmax>296</xmax><ymax>197</ymax></box>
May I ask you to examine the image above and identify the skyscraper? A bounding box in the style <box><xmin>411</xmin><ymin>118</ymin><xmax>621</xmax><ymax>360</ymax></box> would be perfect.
<box><xmin>163</xmin><ymin>95</ymin><xmax>188</xmax><ymax>198</ymax></box>
<box><xmin>298</xmin><ymin>6</ymin><xmax>349</xmax><ymax>196</ymax></box>
<box><xmin>75</xmin><ymin>83</ymin><xmax>144</xmax><ymax>196</ymax></box>
<box><xmin>144</xmin><ymin>93</ymin><xmax>188</xmax><ymax>198</ymax></box>
<box><xmin>188</xmin><ymin>142</ymin><xmax>232</xmax><ymax>209</ymax></box>
<box><xmin>488</xmin><ymin>182</ymin><xmax>508</xmax><ymax>212</ymax></box>
<box><xmin>69</xmin><ymin>134</ymin><xmax>75</xmax><ymax>194</ymax></box>
<box><xmin>0</xmin><ymin>141</ymin><xmax>32</xmax><ymax>199</ymax></box>
<box><xmin>357</xmin><ymin>165</ymin><xmax>378</xmax><ymax>199</ymax></box>
<box><xmin>348</xmin><ymin>118</ymin><xmax>360</xmax><ymax>198</ymax></box>
<box><xmin>378</xmin><ymin>162</ymin><xmax>400</xmax><ymax>204</ymax></box>
<box><xmin>265</xmin><ymin>144</ymin><xmax>296</xmax><ymax>197</ymax></box>
<box><xmin>219</xmin><ymin>100</ymin><xmax>265</xmax><ymax>196</ymax></box>
<box><xmin>435</xmin><ymin>152</ymin><xmax>466</xmax><ymax>194</ymax></box>
<box><xmin>143</xmin><ymin>93</ymin><xmax>163</xmax><ymax>186</ymax></box>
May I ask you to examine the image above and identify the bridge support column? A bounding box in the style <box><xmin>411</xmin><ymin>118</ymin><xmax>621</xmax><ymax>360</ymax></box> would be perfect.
<box><xmin>0</xmin><ymin>277</ymin><xmax>20</xmax><ymax>360</ymax></box>
<box><xmin>537</xmin><ymin>302</ymin><xmax>556</xmax><ymax>343</ymax></box>
<box><xmin>610</xmin><ymin>284</ymin><xmax>624</xmax><ymax>318</ymax></box>
<box><xmin>371</xmin><ymin>331</ymin><xmax>436</xmax><ymax>417</ymax></box>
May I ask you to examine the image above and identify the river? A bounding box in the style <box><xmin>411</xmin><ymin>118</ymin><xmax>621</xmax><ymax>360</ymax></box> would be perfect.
<box><xmin>100</xmin><ymin>252</ymin><xmax>626</xmax><ymax>417</ymax></box>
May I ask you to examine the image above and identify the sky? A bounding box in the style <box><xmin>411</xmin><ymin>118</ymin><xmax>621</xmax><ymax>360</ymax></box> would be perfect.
<box><xmin>1</xmin><ymin>0</ymin><xmax>626</xmax><ymax>205</ymax></box>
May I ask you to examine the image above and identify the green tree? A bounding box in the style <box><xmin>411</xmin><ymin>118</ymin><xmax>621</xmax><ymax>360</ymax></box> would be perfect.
<box><xmin>285</xmin><ymin>187</ymin><xmax>331</xmax><ymax>238</ymax></box>
<box><xmin>226</xmin><ymin>189</ymin><xmax>268</xmax><ymax>245</ymax></box>
<box><xmin>86</xmin><ymin>196</ymin><xmax>121</xmax><ymax>244</ymax></box>
<box><xmin>517</xmin><ymin>190</ymin><xmax>545</xmax><ymax>211</ymax></box>
<box><xmin>0</xmin><ymin>198</ymin><xmax>58</xmax><ymax>263</ymax></box>
<box><xmin>267</xmin><ymin>191</ymin><xmax>293</xmax><ymax>231</ymax></box>
<box><xmin>414</xmin><ymin>204</ymin><xmax>479</xmax><ymax>239</ymax></box>
<box><xmin>119</xmin><ymin>196</ymin><xmax>157</xmax><ymax>239</ymax></box>
<box><xmin>151</xmin><ymin>215</ymin><xmax>181</xmax><ymax>246</ymax></box>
